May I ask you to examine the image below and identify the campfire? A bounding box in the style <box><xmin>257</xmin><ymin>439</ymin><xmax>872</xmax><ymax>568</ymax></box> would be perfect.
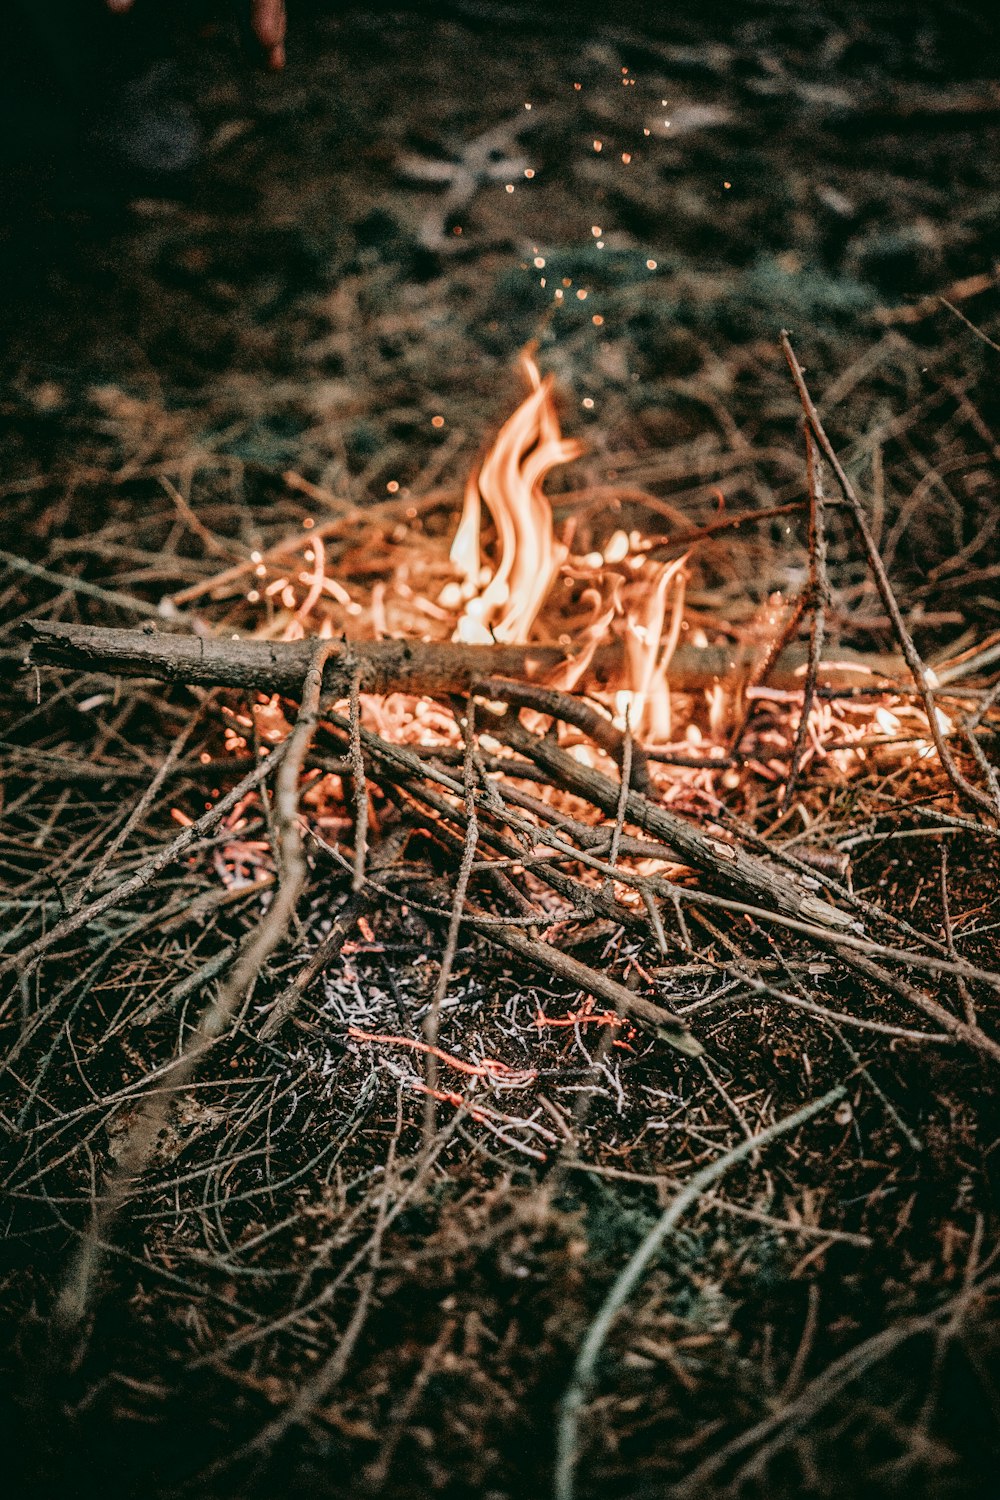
<box><xmin>21</xmin><ymin>344</ymin><xmax>999</xmax><ymax>1084</ymax></box>
<box><xmin>10</xmin><ymin>339</ymin><xmax>1000</xmax><ymax>1500</ymax></box>
<box><xmin>6</xmin><ymin>8</ymin><xmax>1000</xmax><ymax>1493</ymax></box>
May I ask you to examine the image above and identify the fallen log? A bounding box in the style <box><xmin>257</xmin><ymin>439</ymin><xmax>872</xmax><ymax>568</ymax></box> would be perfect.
<box><xmin>20</xmin><ymin>618</ymin><xmax>905</xmax><ymax>697</ymax></box>
<box><xmin>20</xmin><ymin>619</ymin><xmax>564</xmax><ymax>699</ymax></box>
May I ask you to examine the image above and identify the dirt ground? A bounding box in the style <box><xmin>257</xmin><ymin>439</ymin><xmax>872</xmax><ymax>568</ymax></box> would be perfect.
<box><xmin>2</xmin><ymin>3</ymin><xmax>1000</xmax><ymax>1498</ymax></box>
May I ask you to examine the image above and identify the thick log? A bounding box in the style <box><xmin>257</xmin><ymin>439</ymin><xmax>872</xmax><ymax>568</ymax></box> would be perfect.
<box><xmin>20</xmin><ymin>619</ymin><xmax>903</xmax><ymax>697</ymax></box>
<box><xmin>20</xmin><ymin>620</ymin><xmax>565</xmax><ymax>699</ymax></box>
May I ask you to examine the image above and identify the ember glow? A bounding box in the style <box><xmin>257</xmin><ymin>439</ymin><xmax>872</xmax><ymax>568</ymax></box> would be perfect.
<box><xmin>170</xmin><ymin>351</ymin><xmax>965</xmax><ymax>835</ymax></box>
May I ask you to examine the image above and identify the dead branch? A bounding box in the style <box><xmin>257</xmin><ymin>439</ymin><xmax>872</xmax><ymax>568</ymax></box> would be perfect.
<box><xmin>54</xmin><ymin>640</ymin><xmax>337</xmax><ymax>1327</ymax></box>
<box><xmin>486</xmin><ymin>709</ymin><xmax>861</xmax><ymax>936</ymax></box>
<box><xmin>477</xmin><ymin>922</ymin><xmax>702</xmax><ymax>1055</ymax></box>
<box><xmin>781</xmin><ymin>331</ymin><xmax>998</xmax><ymax>817</ymax></box>
<box><xmin>20</xmin><ymin>619</ymin><xmax>566</xmax><ymax>698</ymax></box>
<box><xmin>20</xmin><ymin>618</ymin><xmax>911</xmax><ymax>698</ymax></box>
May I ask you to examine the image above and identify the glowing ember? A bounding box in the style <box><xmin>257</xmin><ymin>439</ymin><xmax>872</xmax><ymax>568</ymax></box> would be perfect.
<box><xmin>188</xmin><ymin>351</ymin><xmax>965</xmax><ymax>802</ymax></box>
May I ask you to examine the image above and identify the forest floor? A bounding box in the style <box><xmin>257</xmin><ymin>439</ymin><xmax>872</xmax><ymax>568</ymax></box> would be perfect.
<box><xmin>2</xmin><ymin>3</ymin><xmax>1000</xmax><ymax>1498</ymax></box>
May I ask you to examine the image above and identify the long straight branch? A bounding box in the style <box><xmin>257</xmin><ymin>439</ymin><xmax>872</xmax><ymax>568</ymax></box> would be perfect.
<box><xmin>20</xmin><ymin>618</ymin><xmax>907</xmax><ymax>697</ymax></box>
<box><xmin>54</xmin><ymin>640</ymin><xmax>337</xmax><ymax>1328</ymax></box>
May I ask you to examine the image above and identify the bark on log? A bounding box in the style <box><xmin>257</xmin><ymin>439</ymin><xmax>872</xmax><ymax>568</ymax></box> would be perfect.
<box><xmin>20</xmin><ymin>620</ymin><xmax>565</xmax><ymax>698</ymax></box>
<box><xmin>20</xmin><ymin>619</ymin><xmax>904</xmax><ymax>697</ymax></box>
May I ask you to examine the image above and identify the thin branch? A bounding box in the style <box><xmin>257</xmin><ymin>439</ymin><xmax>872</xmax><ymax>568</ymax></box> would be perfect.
<box><xmin>54</xmin><ymin>639</ymin><xmax>337</xmax><ymax>1328</ymax></box>
<box><xmin>554</xmin><ymin>1084</ymin><xmax>846</xmax><ymax>1500</ymax></box>
<box><xmin>781</xmin><ymin>426</ymin><xmax>829</xmax><ymax>810</ymax></box>
<box><xmin>781</xmin><ymin>331</ymin><xmax>996</xmax><ymax>817</ymax></box>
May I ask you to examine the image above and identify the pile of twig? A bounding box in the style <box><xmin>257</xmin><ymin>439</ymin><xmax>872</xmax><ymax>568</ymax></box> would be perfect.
<box><xmin>2</xmin><ymin>345</ymin><xmax>1000</xmax><ymax>1500</ymax></box>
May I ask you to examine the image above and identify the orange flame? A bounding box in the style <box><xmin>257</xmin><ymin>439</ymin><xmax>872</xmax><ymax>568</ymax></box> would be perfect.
<box><xmin>444</xmin><ymin>356</ymin><xmax>690</xmax><ymax>741</ymax></box>
<box><xmin>617</xmin><ymin>554</ymin><xmax>688</xmax><ymax>738</ymax></box>
<box><xmin>450</xmin><ymin>355</ymin><xmax>582</xmax><ymax>643</ymax></box>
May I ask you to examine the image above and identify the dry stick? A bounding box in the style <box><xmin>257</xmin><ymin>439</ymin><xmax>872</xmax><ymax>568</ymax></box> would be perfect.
<box><xmin>959</xmin><ymin>714</ymin><xmax>1000</xmax><ymax>819</ymax></box>
<box><xmin>670</xmin><ymin>1281</ymin><xmax>995</xmax><ymax>1497</ymax></box>
<box><xmin>476</xmin><ymin>675</ymin><xmax>651</xmax><ymax>794</ymax></box>
<box><xmin>329</xmin><ymin>730</ymin><xmax>700</xmax><ymax>1050</ymax></box>
<box><xmin>380</xmin><ymin>778</ymin><xmax>700</xmax><ymax>1053</ymax></box>
<box><xmin>487</xmin><ymin>709</ymin><xmax>858</xmax><ymax>935</ymax></box>
<box><xmin>258</xmin><ymin>823</ymin><xmax>412</xmax><ymax>1042</ymax></box>
<box><xmin>780</xmin><ymin>331</ymin><xmax>995</xmax><ymax>817</ymax></box>
<box><xmin>20</xmin><ymin>617</ymin><xmax>908</xmax><ymax>696</ymax></box>
<box><xmin>706</xmin><ymin>960</ymin><xmax>952</xmax><ymax>1045</ymax></box>
<box><xmin>607</xmin><ymin>713</ymin><xmax>632</xmax><ymax>868</ymax></box>
<box><xmin>660</xmin><ymin>893</ymin><xmax>1000</xmax><ymax>1053</ymax></box>
<box><xmin>192</xmin><ymin>1091</ymin><xmax>407</xmax><ymax>1484</ymax></box>
<box><xmin>646</xmin><ymin>500</ymin><xmax>806</xmax><ymax>554</ymax></box>
<box><xmin>338</xmin><ymin>772</ymin><xmax>699</xmax><ymax>1051</ymax></box>
<box><xmin>20</xmin><ymin>619</ymin><xmax>567</xmax><ymax>698</ymax></box>
<box><xmin>748</xmin><ymin>923</ymin><xmax>925</xmax><ymax>1149</ymax></box>
<box><xmin>71</xmin><ymin>695</ymin><xmax>210</xmax><ymax>909</ymax></box>
<box><xmin>728</xmin><ymin>590</ymin><xmax>809</xmax><ymax>757</ymax></box>
<box><xmin>553</xmin><ymin>1084</ymin><xmax>847</xmax><ymax>1500</ymax></box>
<box><xmin>842</xmin><ymin>950</ymin><xmax>1000</xmax><ymax>1065</ymax></box>
<box><xmin>938</xmin><ymin>295</ymin><xmax>1000</xmax><ymax>354</ymax></box>
<box><xmin>346</xmin><ymin>666</ymin><xmax>369</xmax><ymax>890</ymax></box>
<box><xmin>940</xmin><ymin>843</ymin><xmax>977</xmax><ymax>1027</ymax></box>
<box><xmin>422</xmin><ymin>706</ymin><xmax>480</xmax><ymax>1146</ymax></box>
<box><xmin>0</xmin><ymin>744</ymin><xmax>289</xmax><ymax>983</ymax></box>
<box><xmin>966</xmin><ymin>675</ymin><xmax>1000</xmax><ymax>732</ymax></box>
<box><xmin>54</xmin><ymin>639</ymin><xmax>337</xmax><ymax>1328</ymax></box>
<box><xmin>478</xmin><ymin>924</ymin><xmax>702</xmax><ymax>1055</ymax></box>
<box><xmin>0</xmin><ymin>547</ymin><xmax>163</xmax><ymax>619</ymax></box>
<box><xmin>333</xmin><ymin>709</ymin><xmax>992</xmax><ymax>1049</ymax></box>
<box><xmin>781</xmin><ymin>426</ymin><xmax>829</xmax><ymax>811</ymax></box>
